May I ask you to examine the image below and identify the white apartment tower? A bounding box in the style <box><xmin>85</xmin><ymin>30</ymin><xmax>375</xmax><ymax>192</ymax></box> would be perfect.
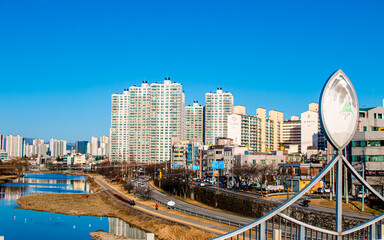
<box><xmin>301</xmin><ymin>105</ymin><xmax>319</xmax><ymax>154</ymax></box>
<box><xmin>110</xmin><ymin>78</ymin><xmax>185</xmax><ymax>163</ymax></box>
<box><xmin>204</xmin><ymin>88</ymin><xmax>234</xmax><ymax>145</ymax></box>
<box><xmin>91</xmin><ymin>136</ymin><xmax>98</xmax><ymax>155</ymax></box>
<box><xmin>256</xmin><ymin>108</ymin><xmax>277</xmax><ymax>152</ymax></box>
<box><xmin>185</xmin><ymin>101</ymin><xmax>204</xmax><ymax>143</ymax></box>
<box><xmin>100</xmin><ymin>135</ymin><xmax>110</xmax><ymax>156</ymax></box>
<box><xmin>228</xmin><ymin>111</ymin><xmax>261</xmax><ymax>151</ymax></box>
<box><xmin>50</xmin><ymin>138</ymin><xmax>67</xmax><ymax>158</ymax></box>
<box><xmin>6</xmin><ymin>134</ymin><xmax>24</xmax><ymax>157</ymax></box>
<box><xmin>269</xmin><ymin>110</ymin><xmax>284</xmax><ymax>151</ymax></box>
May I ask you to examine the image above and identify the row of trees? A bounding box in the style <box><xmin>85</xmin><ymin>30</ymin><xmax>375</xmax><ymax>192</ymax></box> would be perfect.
<box><xmin>231</xmin><ymin>163</ymin><xmax>279</xmax><ymax>187</ymax></box>
<box><xmin>0</xmin><ymin>158</ymin><xmax>29</xmax><ymax>175</ymax></box>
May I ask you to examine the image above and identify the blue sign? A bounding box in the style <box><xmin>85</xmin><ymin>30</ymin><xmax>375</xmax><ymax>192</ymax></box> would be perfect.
<box><xmin>211</xmin><ymin>161</ymin><xmax>224</xmax><ymax>169</ymax></box>
<box><xmin>173</xmin><ymin>164</ymin><xmax>180</xmax><ymax>168</ymax></box>
<box><xmin>192</xmin><ymin>165</ymin><xmax>200</xmax><ymax>170</ymax></box>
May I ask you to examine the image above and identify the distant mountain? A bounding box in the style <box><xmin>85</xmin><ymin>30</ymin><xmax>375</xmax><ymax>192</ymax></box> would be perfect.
<box><xmin>67</xmin><ymin>142</ymin><xmax>76</xmax><ymax>151</ymax></box>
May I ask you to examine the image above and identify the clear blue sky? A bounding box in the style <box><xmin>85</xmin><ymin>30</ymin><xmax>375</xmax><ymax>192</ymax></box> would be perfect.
<box><xmin>1</xmin><ymin>0</ymin><xmax>383</xmax><ymax>143</ymax></box>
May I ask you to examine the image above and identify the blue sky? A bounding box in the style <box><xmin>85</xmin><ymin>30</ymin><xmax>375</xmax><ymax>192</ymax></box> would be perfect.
<box><xmin>1</xmin><ymin>0</ymin><xmax>383</xmax><ymax>142</ymax></box>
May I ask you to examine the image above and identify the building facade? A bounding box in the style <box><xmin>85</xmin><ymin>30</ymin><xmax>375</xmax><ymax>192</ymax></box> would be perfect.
<box><xmin>76</xmin><ymin>141</ymin><xmax>88</xmax><ymax>154</ymax></box>
<box><xmin>204</xmin><ymin>88</ymin><xmax>234</xmax><ymax>145</ymax></box>
<box><xmin>227</xmin><ymin>113</ymin><xmax>261</xmax><ymax>152</ymax></box>
<box><xmin>350</xmin><ymin>131</ymin><xmax>384</xmax><ymax>195</ymax></box>
<box><xmin>283</xmin><ymin>116</ymin><xmax>301</xmax><ymax>153</ymax></box>
<box><xmin>0</xmin><ymin>134</ymin><xmax>5</xmax><ymax>150</ymax></box>
<box><xmin>6</xmin><ymin>134</ymin><xmax>23</xmax><ymax>158</ymax></box>
<box><xmin>185</xmin><ymin>101</ymin><xmax>204</xmax><ymax>143</ymax></box>
<box><xmin>268</xmin><ymin>110</ymin><xmax>284</xmax><ymax>151</ymax></box>
<box><xmin>110</xmin><ymin>78</ymin><xmax>185</xmax><ymax>163</ymax></box>
<box><xmin>49</xmin><ymin>138</ymin><xmax>67</xmax><ymax>158</ymax></box>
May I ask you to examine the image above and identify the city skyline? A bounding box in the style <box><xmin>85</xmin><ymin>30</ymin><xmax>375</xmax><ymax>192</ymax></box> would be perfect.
<box><xmin>1</xmin><ymin>0</ymin><xmax>384</xmax><ymax>142</ymax></box>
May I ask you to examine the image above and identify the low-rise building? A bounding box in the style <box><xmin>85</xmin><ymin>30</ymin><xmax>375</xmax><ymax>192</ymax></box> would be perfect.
<box><xmin>278</xmin><ymin>162</ymin><xmax>324</xmax><ymax>192</ymax></box>
<box><xmin>350</xmin><ymin>131</ymin><xmax>384</xmax><ymax>196</ymax></box>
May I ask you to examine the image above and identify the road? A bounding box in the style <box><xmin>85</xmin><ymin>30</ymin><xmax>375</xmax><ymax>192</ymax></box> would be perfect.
<box><xmin>148</xmin><ymin>183</ymin><xmax>255</xmax><ymax>227</ymax></box>
<box><xmin>93</xmin><ymin>176</ymin><xmax>234</xmax><ymax>235</ymax></box>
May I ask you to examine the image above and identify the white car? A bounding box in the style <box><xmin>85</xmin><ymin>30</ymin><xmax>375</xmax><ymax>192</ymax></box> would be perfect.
<box><xmin>357</xmin><ymin>191</ymin><xmax>367</xmax><ymax>198</ymax></box>
<box><xmin>199</xmin><ymin>182</ymin><xmax>205</xmax><ymax>187</ymax></box>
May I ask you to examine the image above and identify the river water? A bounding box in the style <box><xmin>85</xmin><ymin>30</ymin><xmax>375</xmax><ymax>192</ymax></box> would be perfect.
<box><xmin>0</xmin><ymin>173</ymin><xmax>148</xmax><ymax>240</ymax></box>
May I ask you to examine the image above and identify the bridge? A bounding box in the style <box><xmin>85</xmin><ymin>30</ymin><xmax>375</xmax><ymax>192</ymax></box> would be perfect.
<box><xmin>211</xmin><ymin>70</ymin><xmax>384</xmax><ymax>240</ymax></box>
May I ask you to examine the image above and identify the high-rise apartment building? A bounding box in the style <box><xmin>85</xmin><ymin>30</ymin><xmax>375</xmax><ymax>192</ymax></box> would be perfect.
<box><xmin>283</xmin><ymin>116</ymin><xmax>301</xmax><ymax>153</ymax></box>
<box><xmin>204</xmin><ymin>88</ymin><xmax>234</xmax><ymax>145</ymax></box>
<box><xmin>91</xmin><ymin>136</ymin><xmax>98</xmax><ymax>155</ymax></box>
<box><xmin>185</xmin><ymin>101</ymin><xmax>204</xmax><ymax>143</ymax></box>
<box><xmin>256</xmin><ymin>108</ymin><xmax>267</xmax><ymax>152</ymax></box>
<box><xmin>110</xmin><ymin>78</ymin><xmax>185</xmax><ymax>163</ymax></box>
<box><xmin>227</xmin><ymin>112</ymin><xmax>261</xmax><ymax>152</ymax></box>
<box><xmin>269</xmin><ymin>110</ymin><xmax>284</xmax><ymax>151</ymax></box>
<box><xmin>32</xmin><ymin>139</ymin><xmax>47</xmax><ymax>156</ymax></box>
<box><xmin>0</xmin><ymin>134</ymin><xmax>5</xmax><ymax>150</ymax></box>
<box><xmin>100</xmin><ymin>135</ymin><xmax>110</xmax><ymax>156</ymax></box>
<box><xmin>24</xmin><ymin>139</ymin><xmax>47</xmax><ymax>157</ymax></box>
<box><xmin>49</xmin><ymin>138</ymin><xmax>67</xmax><ymax>158</ymax></box>
<box><xmin>6</xmin><ymin>134</ymin><xmax>24</xmax><ymax>158</ymax></box>
<box><xmin>256</xmin><ymin>108</ymin><xmax>277</xmax><ymax>152</ymax></box>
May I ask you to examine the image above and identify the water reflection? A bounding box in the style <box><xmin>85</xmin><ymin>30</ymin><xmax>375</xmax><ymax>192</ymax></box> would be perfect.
<box><xmin>0</xmin><ymin>173</ymin><xmax>151</xmax><ymax>240</ymax></box>
<box><xmin>109</xmin><ymin>217</ymin><xmax>148</xmax><ymax>239</ymax></box>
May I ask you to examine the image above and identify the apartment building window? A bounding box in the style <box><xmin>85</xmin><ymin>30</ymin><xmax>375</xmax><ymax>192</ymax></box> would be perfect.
<box><xmin>379</xmin><ymin>114</ymin><xmax>383</xmax><ymax>119</ymax></box>
<box><xmin>363</xmin><ymin>126</ymin><xmax>367</xmax><ymax>131</ymax></box>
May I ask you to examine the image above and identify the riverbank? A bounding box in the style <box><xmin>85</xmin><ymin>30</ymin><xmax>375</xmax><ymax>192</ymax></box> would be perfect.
<box><xmin>17</xmin><ymin>191</ymin><xmax>217</xmax><ymax>240</ymax></box>
<box><xmin>90</xmin><ymin>230</ymin><xmax>130</xmax><ymax>240</ymax></box>
<box><xmin>0</xmin><ymin>174</ymin><xmax>23</xmax><ymax>184</ymax></box>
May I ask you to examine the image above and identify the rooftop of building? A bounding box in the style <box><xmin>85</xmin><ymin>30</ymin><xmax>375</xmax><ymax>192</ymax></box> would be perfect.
<box><xmin>359</xmin><ymin>107</ymin><xmax>375</xmax><ymax>112</ymax></box>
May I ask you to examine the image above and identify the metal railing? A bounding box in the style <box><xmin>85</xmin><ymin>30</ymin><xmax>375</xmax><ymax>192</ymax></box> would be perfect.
<box><xmin>211</xmin><ymin>153</ymin><xmax>384</xmax><ymax>240</ymax></box>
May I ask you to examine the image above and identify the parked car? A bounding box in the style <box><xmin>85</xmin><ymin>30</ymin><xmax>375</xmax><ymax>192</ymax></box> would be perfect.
<box><xmin>199</xmin><ymin>182</ymin><xmax>205</xmax><ymax>187</ymax></box>
<box><xmin>357</xmin><ymin>191</ymin><xmax>367</xmax><ymax>199</ymax></box>
<box><xmin>316</xmin><ymin>187</ymin><xmax>331</xmax><ymax>194</ymax></box>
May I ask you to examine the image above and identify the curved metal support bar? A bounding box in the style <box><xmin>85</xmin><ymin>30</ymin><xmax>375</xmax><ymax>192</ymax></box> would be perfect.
<box><xmin>278</xmin><ymin>213</ymin><xmax>338</xmax><ymax>236</ymax></box>
<box><xmin>210</xmin><ymin>155</ymin><xmax>340</xmax><ymax>240</ymax></box>
<box><xmin>341</xmin><ymin>155</ymin><xmax>384</xmax><ymax>202</ymax></box>
<box><xmin>342</xmin><ymin>212</ymin><xmax>384</xmax><ymax>235</ymax></box>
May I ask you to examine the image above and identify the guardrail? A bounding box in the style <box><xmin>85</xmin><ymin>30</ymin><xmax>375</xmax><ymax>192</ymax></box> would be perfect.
<box><xmin>149</xmin><ymin>197</ymin><xmax>244</xmax><ymax>228</ymax></box>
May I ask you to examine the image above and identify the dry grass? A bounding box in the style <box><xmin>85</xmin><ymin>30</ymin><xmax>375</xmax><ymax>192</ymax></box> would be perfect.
<box><xmin>104</xmin><ymin>179</ymin><xmax>237</xmax><ymax>232</ymax></box>
<box><xmin>310</xmin><ymin>198</ymin><xmax>384</xmax><ymax>215</ymax></box>
<box><xmin>90</xmin><ymin>230</ymin><xmax>131</xmax><ymax>240</ymax></box>
<box><xmin>17</xmin><ymin>192</ymin><xmax>217</xmax><ymax>240</ymax></box>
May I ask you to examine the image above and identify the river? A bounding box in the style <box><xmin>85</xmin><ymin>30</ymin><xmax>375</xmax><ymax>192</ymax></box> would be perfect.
<box><xmin>0</xmin><ymin>173</ymin><xmax>148</xmax><ymax>240</ymax></box>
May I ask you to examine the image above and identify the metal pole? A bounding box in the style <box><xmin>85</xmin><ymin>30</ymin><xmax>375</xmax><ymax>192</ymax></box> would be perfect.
<box><xmin>362</xmin><ymin>162</ymin><xmax>365</xmax><ymax>212</ymax></box>
<box><xmin>330</xmin><ymin>166</ymin><xmax>333</xmax><ymax>201</ymax></box>
<box><xmin>344</xmin><ymin>164</ymin><xmax>348</xmax><ymax>204</ymax></box>
<box><xmin>336</xmin><ymin>150</ymin><xmax>343</xmax><ymax>238</ymax></box>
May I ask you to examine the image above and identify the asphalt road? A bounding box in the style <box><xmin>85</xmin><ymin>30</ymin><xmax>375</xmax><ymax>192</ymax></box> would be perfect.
<box><xmin>93</xmin><ymin>177</ymin><xmax>234</xmax><ymax>234</ymax></box>
<box><xmin>148</xmin><ymin>183</ymin><xmax>255</xmax><ymax>226</ymax></box>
